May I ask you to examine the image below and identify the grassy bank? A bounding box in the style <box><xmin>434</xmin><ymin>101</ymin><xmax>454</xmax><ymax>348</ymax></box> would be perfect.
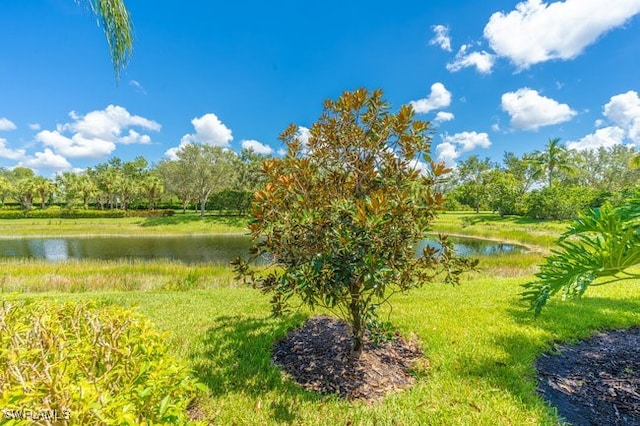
<box><xmin>432</xmin><ymin>211</ymin><xmax>569</xmax><ymax>249</ymax></box>
<box><xmin>0</xmin><ymin>213</ymin><xmax>249</xmax><ymax>237</ymax></box>
<box><xmin>2</xmin><ymin>212</ymin><xmax>638</xmax><ymax>424</ymax></box>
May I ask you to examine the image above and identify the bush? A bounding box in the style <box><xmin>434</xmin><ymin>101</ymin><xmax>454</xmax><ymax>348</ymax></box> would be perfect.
<box><xmin>0</xmin><ymin>300</ymin><xmax>206</xmax><ymax>425</ymax></box>
<box><xmin>524</xmin><ymin>185</ymin><xmax>600</xmax><ymax>220</ymax></box>
<box><xmin>126</xmin><ymin>209</ymin><xmax>175</xmax><ymax>218</ymax></box>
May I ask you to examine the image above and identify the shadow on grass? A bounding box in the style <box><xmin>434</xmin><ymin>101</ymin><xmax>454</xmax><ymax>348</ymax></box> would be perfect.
<box><xmin>189</xmin><ymin>314</ymin><xmax>324</xmax><ymax>422</ymax></box>
<box><xmin>452</xmin><ymin>296</ymin><xmax>640</xmax><ymax>418</ymax></box>
<box><xmin>141</xmin><ymin>214</ymin><xmax>249</xmax><ymax>228</ymax></box>
<box><xmin>460</xmin><ymin>214</ymin><xmax>549</xmax><ymax>226</ymax></box>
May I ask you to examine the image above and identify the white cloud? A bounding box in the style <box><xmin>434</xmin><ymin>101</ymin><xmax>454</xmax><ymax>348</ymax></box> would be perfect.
<box><xmin>120</xmin><ymin>129</ymin><xmax>152</xmax><ymax>145</ymax></box>
<box><xmin>29</xmin><ymin>123</ymin><xmax>41</xmax><ymax>131</ymax></box>
<box><xmin>410</xmin><ymin>83</ymin><xmax>452</xmax><ymax>114</ymax></box>
<box><xmin>166</xmin><ymin>113</ymin><xmax>234</xmax><ymax>159</ymax></box>
<box><xmin>436</xmin><ymin>131</ymin><xmax>492</xmax><ymax>167</ymax></box>
<box><xmin>22</xmin><ymin>149</ymin><xmax>71</xmax><ymax>170</ymax></box>
<box><xmin>603</xmin><ymin>90</ymin><xmax>640</xmax><ymax>143</ymax></box>
<box><xmin>242</xmin><ymin>139</ymin><xmax>274</xmax><ymax>155</ymax></box>
<box><xmin>429</xmin><ymin>25</ymin><xmax>452</xmax><ymax>52</ymax></box>
<box><xmin>296</xmin><ymin>126</ymin><xmax>311</xmax><ymax>145</ymax></box>
<box><xmin>129</xmin><ymin>80</ymin><xmax>147</xmax><ymax>94</ymax></box>
<box><xmin>484</xmin><ymin>0</ymin><xmax>640</xmax><ymax>70</ymax></box>
<box><xmin>443</xmin><ymin>131</ymin><xmax>492</xmax><ymax>152</ymax></box>
<box><xmin>0</xmin><ymin>138</ymin><xmax>26</xmax><ymax>160</ymax></box>
<box><xmin>567</xmin><ymin>126</ymin><xmax>626</xmax><ymax>151</ymax></box>
<box><xmin>0</xmin><ymin>118</ymin><xmax>17</xmax><ymax>131</ymax></box>
<box><xmin>491</xmin><ymin>123</ymin><xmax>501</xmax><ymax>132</ymax></box>
<box><xmin>501</xmin><ymin>88</ymin><xmax>576</xmax><ymax>130</ymax></box>
<box><xmin>434</xmin><ymin>111</ymin><xmax>455</xmax><ymax>123</ymax></box>
<box><xmin>63</xmin><ymin>105</ymin><xmax>160</xmax><ymax>140</ymax></box>
<box><xmin>180</xmin><ymin>113</ymin><xmax>233</xmax><ymax>147</ymax></box>
<box><xmin>435</xmin><ymin>142</ymin><xmax>460</xmax><ymax>168</ymax></box>
<box><xmin>35</xmin><ymin>105</ymin><xmax>160</xmax><ymax>159</ymax></box>
<box><xmin>36</xmin><ymin>130</ymin><xmax>116</xmax><ymax>159</ymax></box>
<box><xmin>446</xmin><ymin>45</ymin><xmax>495</xmax><ymax>74</ymax></box>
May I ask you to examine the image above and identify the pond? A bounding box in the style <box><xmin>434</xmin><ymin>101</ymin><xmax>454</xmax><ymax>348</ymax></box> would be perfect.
<box><xmin>0</xmin><ymin>235</ymin><xmax>526</xmax><ymax>264</ymax></box>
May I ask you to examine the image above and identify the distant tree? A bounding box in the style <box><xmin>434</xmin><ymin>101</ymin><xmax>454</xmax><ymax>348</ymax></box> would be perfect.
<box><xmin>234</xmin><ymin>89</ymin><xmax>475</xmax><ymax>357</ymax></box>
<box><xmin>486</xmin><ymin>169</ymin><xmax>522</xmax><ymax>216</ymax></box>
<box><xmin>157</xmin><ymin>160</ymin><xmax>194</xmax><ymax>214</ymax></box>
<box><xmin>32</xmin><ymin>176</ymin><xmax>56</xmax><ymax>209</ymax></box>
<box><xmin>454</xmin><ymin>155</ymin><xmax>493</xmax><ymax>213</ymax></box>
<box><xmin>140</xmin><ymin>172</ymin><xmax>165</xmax><ymax>210</ymax></box>
<box><xmin>522</xmin><ymin>193</ymin><xmax>640</xmax><ymax>314</ymax></box>
<box><xmin>172</xmin><ymin>144</ymin><xmax>238</xmax><ymax>217</ymax></box>
<box><xmin>10</xmin><ymin>167</ymin><xmax>36</xmax><ymax>210</ymax></box>
<box><xmin>0</xmin><ymin>169</ymin><xmax>11</xmax><ymax>206</ymax></box>
<box><xmin>503</xmin><ymin>151</ymin><xmax>537</xmax><ymax>195</ymax></box>
<box><xmin>531</xmin><ymin>138</ymin><xmax>574</xmax><ymax>187</ymax></box>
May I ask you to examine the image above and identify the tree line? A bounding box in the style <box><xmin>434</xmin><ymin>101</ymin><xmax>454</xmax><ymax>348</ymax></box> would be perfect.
<box><xmin>0</xmin><ymin>144</ymin><xmax>269</xmax><ymax>216</ymax></box>
<box><xmin>1</xmin><ymin>139</ymin><xmax>637</xmax><ymax>220</ymax></box>
<box><xmin>443</xmin><ymin>139</ymin><xmax>639</xmax><ymax>219</ymax></box>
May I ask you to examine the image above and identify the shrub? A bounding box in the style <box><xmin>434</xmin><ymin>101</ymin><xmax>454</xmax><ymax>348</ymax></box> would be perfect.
<box><xmin>0</xmin><ymin>300</ymin><xmax>206</xmax><ymax>425</ymax></box>
<box><xmin>524</xmin><ymin>185</ymin><xmax>599</xmax><ymax>220</ymax></box>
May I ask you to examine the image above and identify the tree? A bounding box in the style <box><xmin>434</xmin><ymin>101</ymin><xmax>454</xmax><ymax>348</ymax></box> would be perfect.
<box><xmin>0</xmin><ymin>169</ymin><xmax>12</xmax><ymax>206</ymax></box>
<box><xmin>531</xmin><ymin>138</ymin><xmax>574</xmax><ymax>187</ymax></box>
<box><xmin>234</xmin><ymin>89</ymin><xmax>475</xmax><ymax>356</ymax></box>
<box><xmin>140</xmin><ymin>172</ymin><xmax>165</xmax><ymax>210</ymax></box>
<box><xmin>9</xmin><ymin>168</ymin><xmax>36</xmax><ymax>210</ymax></box>
<box><xmin>486</xmin><ymin>169</ymin><xmax>522</xmax><ymax>216</ymax></box>
<box><xmin>32</xmin><ymin>176</ymin><xmax>56</xmax><ymax>209</ymax></box>
<box><xmin>173</xmin><ymin>144</ymin><xmax>238</xmax><ymax>217</ymax></box>
<box><xmin>454</xmin><ymin>155</ymin><xmax>493</xmax><ymax>213</ymax></box>
<box><xmin>157</xmin><ymin>160</ymin><xmax>194</xmax><ymax>214</ymax></box>
<box><xmin>522</xmin><ymin>193</ymin><xmax>640</xmax><ymax>314</ymax></box>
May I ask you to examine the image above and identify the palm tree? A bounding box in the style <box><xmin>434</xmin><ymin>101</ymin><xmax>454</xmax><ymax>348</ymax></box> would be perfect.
<box><xmin>531</xmin><ymin>138</ymin><xmax>575</xmax><ymax>187</ymax></box>
<box><xmin>33</xmin><ymin>176</ymin><xmax>56</xmax><ymax>209</ymax></box>
<box><xmin>81</xmin><ymin>0</ymin><xmax>133</xmax><ymax>81</ymax></box>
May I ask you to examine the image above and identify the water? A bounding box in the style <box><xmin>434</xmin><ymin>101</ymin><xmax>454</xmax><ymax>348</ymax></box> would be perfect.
<box><xmin>0</xmin><ymin>235</ymin><xmax>525</xmax><ymax>264</ymax></box>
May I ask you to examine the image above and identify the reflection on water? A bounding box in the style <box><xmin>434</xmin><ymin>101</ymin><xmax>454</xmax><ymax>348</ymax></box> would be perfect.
<box><xmin>0</xmin><ymin>235</ymin><xmax>526</xmax><ymax>264</ymax></box>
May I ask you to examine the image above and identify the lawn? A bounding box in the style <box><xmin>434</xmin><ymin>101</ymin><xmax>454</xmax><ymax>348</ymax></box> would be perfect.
<box><xmin>2</xmin><ymin>212</ymin><xmax>639</xmax><ymax>425</ymax></box>
<box><xmin>0</xmin><ymin>213</ymin><xmax>250</xmax><ymax>237</ymax></box>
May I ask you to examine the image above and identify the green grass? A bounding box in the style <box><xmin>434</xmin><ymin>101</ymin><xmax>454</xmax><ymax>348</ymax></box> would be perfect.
<box><xmin>2</xmin><ymin>211</ymin><xmax>639</xmax><ymax>424</ymax></box>
<box><xmin>0</xmin><ymin>213</ymin><xmax>249</xmax><ymax>237</ymax></box>
<box><xmin>6</xmin><ymin>266</ymin><xmax>639</xmax><ymax>425</ymax></box>
<box><xmin>433</xmin><ymin>211</ymin><xmax>569</xmax><ymax>250</ymax></box>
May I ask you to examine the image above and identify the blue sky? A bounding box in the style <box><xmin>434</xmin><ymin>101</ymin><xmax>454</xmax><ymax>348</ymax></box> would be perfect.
<box><xmin>1</xmin><ymin>0</ymin><xmax>639</xmax><ymax>175</ymax></box>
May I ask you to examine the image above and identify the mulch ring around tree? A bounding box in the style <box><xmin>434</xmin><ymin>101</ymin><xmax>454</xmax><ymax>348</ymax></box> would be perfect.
<box><xmin>536</xmin><ymin>327</ymin><xmax>640</xmax><ymax>426</ymax></box>
<box><xmin>272</xmin><ymin>315</ymin><xmax>426</xmax><ymax>402</ymax></box>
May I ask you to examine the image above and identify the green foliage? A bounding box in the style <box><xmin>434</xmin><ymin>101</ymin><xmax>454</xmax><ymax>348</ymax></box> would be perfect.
<box><xmin>0</xmin><ymin>300</ymin><xmax>205</xmax><ymax>424</ymax></box>
<box><xmin>0</xmin><ymin>208</ymin><xmax>175</xmax><ymax>219</ymax></box>
<box><xmin>486</xmin><ymin>170</ymin><xmax>525</xmax><ymax>216</ymax></box>
<box><xmin>234</xmin><ymin>88</ymin><xmax>476</xmax><ymax>355</ymax></box>
<box><xmin>85</xmin><ymin>0</ymin><xmax>133</xmax><ymax>81</ymax></box>
<box><xmin>524</xmin><ymin>185</ymin><xmax>599</xmax><ymax>220</ymax></box>
<box><xmin>522</xmin><ymin>193</ymin><xmax>640</xmax><ymax>314</ymax></box>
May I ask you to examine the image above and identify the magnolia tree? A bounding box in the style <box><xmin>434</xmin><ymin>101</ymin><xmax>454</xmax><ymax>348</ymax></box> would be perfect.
<box><xmin>234</xmin><ymin>89</ymin><xmax>475</xmax><ymax>356</ymax></box>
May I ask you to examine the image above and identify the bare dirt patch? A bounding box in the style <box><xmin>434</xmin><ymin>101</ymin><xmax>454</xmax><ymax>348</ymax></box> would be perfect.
<box><xmin>272</xmin><ymin>315</ymin><xmax>425</xmax><ymax>402</ymax></box>
<box><xmin>536</xmin><ymin>327</ymin><xmax>640</xmax><ymax>425</ymax></box>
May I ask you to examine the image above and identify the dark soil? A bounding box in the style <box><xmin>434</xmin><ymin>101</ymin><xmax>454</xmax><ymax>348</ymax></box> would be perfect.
<box><xmin>536</xmin><ymin>327</ymin><xmax>640</xmax><ymax>426</ymax></box>
<box><xmin>272</xmin><ymin>315</ymin><xmax>426</xmax><ymax>402</ymax></box>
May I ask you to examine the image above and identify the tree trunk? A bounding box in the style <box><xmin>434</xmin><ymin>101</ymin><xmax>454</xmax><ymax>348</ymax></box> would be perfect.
<box><xmin>200</xmin><ymin>199</ymin><xmax>206</xmax><ymax>217</ymax></box>
<box><xmin>349</xmin><ymin>289</ymin><xmax>364</xmax><ymax>358</ymax></box>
